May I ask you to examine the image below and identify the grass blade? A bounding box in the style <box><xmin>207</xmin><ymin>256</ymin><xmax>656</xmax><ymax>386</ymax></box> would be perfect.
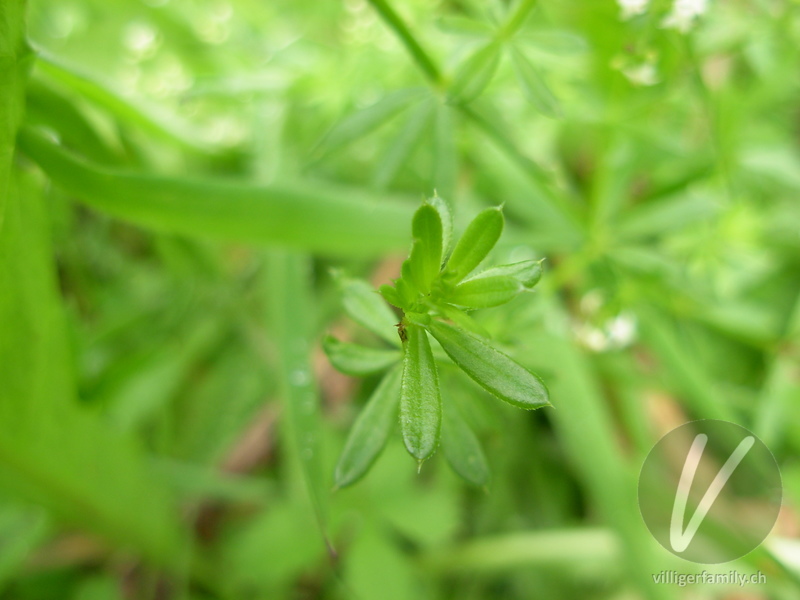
<box><xmin>19</xmin><ymin>127</ymin><xmax>414</xmax><ymax>256</ymax></box>
<box><xmin>0</xmin><ymin>0</ymin><xmax>31</xmax><ymax>224</ymax></box>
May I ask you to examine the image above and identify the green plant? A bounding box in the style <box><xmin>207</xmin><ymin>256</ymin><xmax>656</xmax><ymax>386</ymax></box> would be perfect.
<box><xmin>327</xmin><ymin>197</ymin><xmax>549</xmax><ymax>487</ymax></box>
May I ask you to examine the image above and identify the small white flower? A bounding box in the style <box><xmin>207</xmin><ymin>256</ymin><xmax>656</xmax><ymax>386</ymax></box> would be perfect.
<box><xmin>622</xmin><ymin>62</ymin><xmax>659</xmax><ymax>86</ymax></box>
<box><xmin>662</xmin><ymin>0</ymin><xmax>709</xmax><ymax>32</ymax></box>
<box><xmin>617</xmin><ymin>0</ymin><xmax>650</xmax><ymax>20</ymax></box>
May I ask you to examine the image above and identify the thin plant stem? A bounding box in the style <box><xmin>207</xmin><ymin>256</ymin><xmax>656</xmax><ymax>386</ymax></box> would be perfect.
<box><xmin>365</xmin><ymin>0</ymin><xmax>444</xmax><ymax>87</ymax></box>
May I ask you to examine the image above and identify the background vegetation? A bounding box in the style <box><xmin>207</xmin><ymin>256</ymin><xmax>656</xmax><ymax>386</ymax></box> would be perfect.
<box><xmin>1</xmin><ymin>0</ymin><xmax>799</xmax><ymax>598</ymax></box>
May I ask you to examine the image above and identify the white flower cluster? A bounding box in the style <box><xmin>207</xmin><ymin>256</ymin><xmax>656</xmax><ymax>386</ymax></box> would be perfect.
<box><xmin>617</xmin><ymin>0</ymin><xmax>709</xmax><ymax>32</ymax></box>
<box><xmin>661</xmin><ymin>0</ymin><xmax>709</xmax><ymax>32</ymax></box>
<box><xmin>617</xmin><ymin>0</ymin><xmax>650</xmax><ymax>20</ymax></box>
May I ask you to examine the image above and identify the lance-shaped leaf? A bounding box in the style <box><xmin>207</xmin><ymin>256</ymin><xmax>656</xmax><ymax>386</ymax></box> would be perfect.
<box><xmin>518</xmin><ymin>31</ymin><xmax>588</xmax><ymax>56</ymax></box>
<box><xmin>442</xmin><ymin>400</ymin><xmax>490</xmax><ymax>488</ymax></box>
<box><xmin>322</xmin><ymin>336</ymin><xmax>401</xmax><ymax>376</ymax></box>
<box><xmin>430</xmin><ymin>194</ymin><xmax>454</xmax><ymax>259</ymax></box>
<box><xmin>334</xmin><ymin>273</ymin><xmax>400</xmax><ymax>347</ymax></box>
<box><xmin>447</xmin><ymin>275</ymin><xmax>523</xmax><ymax>309</ymax></box>
<box><xmin>400</xmin><ymin>324</ymin><xmax>442</xmax><ymax>461</ymax></box>
<box><xmin>408</xmin><ymin>204</ymin><xmax>443</xmax><ymax>293</ymax></box>
<box><xmin>317</xmin><ymin>88</ymin><xmax>426</xmax><ymax>154</ymax></box>
<box><xmin>379</xmin><ymin>284</ymin><xmax>403</xmax><ymax>309</ymax></box>
<box><xmin>334</xmin><ymin>366</ymin><xmax>402</xmax><ymax>488</ymax></box>
<box><xmin>427</xmin><ymin>319</ymin><xmax>550</xmax><ymax>409</ymax></box>
<box><xmin>443</xmin><ymin>206</ymin><xmax>504</xmax><ymax>283</ymax></box>
<box><xmin>437</xmin><ymin>15</ymin><xmax>494</xmax><ymax>37</ymax></box>
<box><xmin>437</xmin><ymin>304</ymin><xmax>491</xmax><ymax>339</ymax></box>
<box><xmin>510</xmin><ymin>46</ymin><xmax>561</xmax><ymax>119</ymax></box>
<box><xmin>467</xmin><ymin>259</ymin><xmax>544</xmax><ymax>290</ymax></box>
<box><xmin>372</xmin><ymin>99</ymin><xmax>434</xmax><ymax>189</ymax></box>
<box><xmin>446</xmin><ymin>41</ymin><xmax>502</xmax><ymax>106</ymax></box>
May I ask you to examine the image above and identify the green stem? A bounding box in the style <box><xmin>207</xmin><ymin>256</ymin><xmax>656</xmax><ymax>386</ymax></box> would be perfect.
<box><xmin>365</xmin><ymin>0</ymin><xmax>443</xmax><ymax>86</ymax></box>
<box><xmin>0</xmin><ymin>0</ymin><xmax>31</xmax><ymax>226</ymax></box>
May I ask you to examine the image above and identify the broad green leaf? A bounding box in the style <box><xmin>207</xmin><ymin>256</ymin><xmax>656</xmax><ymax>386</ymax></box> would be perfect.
<box><xmin>443</xmin><ymin>206</ymin><xmax>504</xmax><ymax>283</ymax></box>
<box><xmin>510</xmin><ymin>47</ymin><xmax>561</xmax><ymax>118</ymax></box>
<box><xmin>467</xmin><ymin>259</ymin><xmax>543</xmax><ymax>289</ymax></box>
<box><xmin>442</xmin><ymin>401</ymin><xmax>490</xmax><ymax>488</ymax></box>
<box><xmin>18</xmin><ymin>128</ymin><xmax>414</xmax><ymax>257</ymax></box>
<box><xmin>427</xmin><ymin>319</ymin><xmax>549</xmax><ymax>409</ymax></box>
<box><xmin>518</xmin><ymin>31</ymin><xmax>588</xmax><ymax>55</ymax></box>
<box><xmin>408</xmin><ymin>203</ymin><xmax>443</xmax><ymax>293</ymax></box>
<box><xmin>447</xmin><ymin>275</ymin><xmax>523</xmax><ymax>308</ymax></box>
<box><xmin>334</xmin><ymin>366</ymin><xmax>402</xmax><ymax>488</ymax></box>
<box><xmin>323</xmin><ymin>336</ymin><xmax>401</xmax><ymax>376</ymax></box>
<box><xmin>400</xmin><ymin>324</ymin><xmax>442</xmax><ymax>461</ymax></box>
<box><xmin>318</xmin><ymin>88</ymin><xmax>426</xmax><ymax>154</ymax></box>
<box><xmin>334</xmin><ymin>273</ymin><xmax>401</xmax><ymax>347</ymax></box>
<box><xmin>265</xmin><ymin>252</ymin><xmax>329</xmax><ymax>532</ymax></box>
<box><xmin>372</xmin><ymin>99</ymin><xmax>434</xmax><ymax>189</ymax></box>
<box><xmin>0</xmin><ymin>171</ymin><xmax>184</xmax><ymax>565</ymax></box>
<box><xmin>437</xmin><ymin>16</ymin><xmax>495</xmax><ymax>37</ymax></box>
<box><xmin>446</xmin><ymin>42</ymin><xmax>502</xmax><ymax>106</ymax></box>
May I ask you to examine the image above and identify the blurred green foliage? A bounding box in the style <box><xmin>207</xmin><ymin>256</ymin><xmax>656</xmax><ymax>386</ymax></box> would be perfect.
<box><xmin>1</xmin><ymin>0</ymin><xmax>800</xmax><ymax>599</ymax></box>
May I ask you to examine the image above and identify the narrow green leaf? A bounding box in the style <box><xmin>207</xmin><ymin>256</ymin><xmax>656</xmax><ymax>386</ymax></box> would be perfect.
<box><xmin>510</xmin><ymin>47</ymin><xmax>561</xmax><ymax>118</ymax></box>
<box><xmin>467</xmin><ymin>259</ymin><xmax>543</xmax><ymax>289</ymax></box>
<box><xmin>442</xmin><ymin>401</ymin><xmax>490</xmax><ymax>488</ymax></box>
<box><xmin>430</xmin><ymin>193</ymin><xmax>454</xmax><ymax>259</ymax></box>
<box><xmin>518</xmin><ymin>31</ymin><xmax>588</xmax><ymax>55</ymax></box>
<box><xmin>323</xmin><ymin>336</ymin><xmax>401</xmax><ymax>376</ymax></box>
<box><xmin>35</xmin><ymin>50</ymin><xmax>219</xmax><ymax>154</ymax></box>
<box><xmin>317</xmin><ymin>87</ymin><xmax>426</xmax><ymax>154</ymax></box>
<box><xmin>447</xmin><ymin>275</ymin><xmax>523</xmax><ymax>308</ymax></box>
<box><xmin>437</xmin><ymin>304</ymin><xmax>492</xmax><ymax>339</ymax></box>
<box><xmin>427</xmin><ymin>319</ymin><xmax>549</xmax><ymax>409</ymax></box>
<box><xmin>437</xmin><ymin>16</ymin><xmax>495</xmax><ymax>37</ymax></box>
<box><xmin>379</xmin><ymin>284</ymin><xmax>403</xmax><ymax>309</ymax></box>
<box><xmin>334</xmin><ymin>274</ymin><xmax>401</xmax><ymax>347</ymax></box>
<box><xmin>395</xmin><ymin>277</ymin><xmax>418</xmax><ymax>309</ymax></box>
<box><xmin>432</xmin><ymin>107</ymin><xmax>458</xmax><ymax>203</ymax></box>
<box><xmin>443</xmin><ymin>206</ymin><xmax>504</xmax><ymax>283</ymax></box>
<box><xmin>400</xmin><ymin>324</ymin><xmax>442</xmax><ymax>461</ymax></box>
<box><xmin>335</xmin><ymin>366</ymin><xmax>402</xmax><ymax>488</ymax></box>
<box><xmin>265</xmin><ymin>252</ymin><xmax>329</xmax><ymax>532</ymax></box>
<box><xmin>408</xmin><ymin>203</ymin><xmax>443</xmax><ymax>292</ymax></box>
<box><xmin>371</xmin><ymin>99</ymin><xmax>434</xmax><ymax>189</ymax></box>
<box><xmin>446</xmin><ymin>42</ymin><xmax>502</xmax><ymax>106</ymax></box>
<box><xmin>19</xmin><ymin>128</ymin><xmax>414</xmax><ymax>257</ymax></box>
